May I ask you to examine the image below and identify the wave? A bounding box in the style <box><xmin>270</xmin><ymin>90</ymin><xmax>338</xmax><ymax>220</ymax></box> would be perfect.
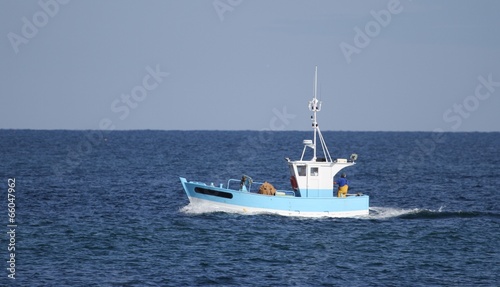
<box><xmin>179</xmin><ymin>202</ymin><xmax>219</xmax><ymax>215</ymax></box>
<box><xmin>364</xmin><ymin>206</ymin><xmax>421</xmax><ymax>219</ymax></box>
<box><xmin>179</xmin><ymin>202</ymin><xmax>258</xmax><ymax>216</ymax></box>
<box><xmin>180</xmin><ymin>203</ymin><xmax>499</xmax><ymax>220</ymax></box>
<box><xmin>367</xmin><ymin>206</ymin><xmax>498</xmax><ymax>220</ymax></box>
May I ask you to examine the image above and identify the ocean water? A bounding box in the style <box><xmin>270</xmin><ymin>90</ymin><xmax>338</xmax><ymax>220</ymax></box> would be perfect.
<box><xmin>0</xmin><ymin>130</ymin><xmax>499</xmax><ymax>286</ymax></box>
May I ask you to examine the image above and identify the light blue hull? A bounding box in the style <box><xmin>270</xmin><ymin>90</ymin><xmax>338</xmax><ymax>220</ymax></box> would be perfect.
<box><xmin>180</xmin><ymin>177</ymin><xmax>369</xmax><ymax>217</ymax></box>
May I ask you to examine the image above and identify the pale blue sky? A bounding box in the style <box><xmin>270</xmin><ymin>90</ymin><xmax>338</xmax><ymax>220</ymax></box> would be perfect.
<box><xmin>1</xmin><ymin>0</ymin><xmax>499</xmax><ymax>131</ymax></box>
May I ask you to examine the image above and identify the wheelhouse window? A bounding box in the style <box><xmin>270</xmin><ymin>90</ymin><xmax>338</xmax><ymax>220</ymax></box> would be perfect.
<box><xmin>297</xmin><ymin>165</ymin><xmax>306</xmax><ymax>176</ymax></box>
<box><xmin>310</xmin><ymin>167</ymin><xmax>319</xmax><ymax>176</ymax></box>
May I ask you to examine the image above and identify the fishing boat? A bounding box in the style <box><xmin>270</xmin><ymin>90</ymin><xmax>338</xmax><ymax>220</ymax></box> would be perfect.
<box><xmin>180</xmin><ymin>67</ymin><xmax>369</xmax><ymax>217</ymax></box>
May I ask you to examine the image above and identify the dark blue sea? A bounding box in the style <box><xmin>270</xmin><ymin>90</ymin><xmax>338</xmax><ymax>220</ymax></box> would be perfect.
<box><xmin>0</xmin><ymin>130</ymin><xmax>499</xmax><ymax>286</ymax></box>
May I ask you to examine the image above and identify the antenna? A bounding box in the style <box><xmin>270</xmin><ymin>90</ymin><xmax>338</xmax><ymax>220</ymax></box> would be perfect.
<box><xmin>309</xmin><ymin>66</ymin><xmax>320</xmax><ymax>160</ymax></box>
<box><xmin>306</xmin><ymin>66</ymin><xmax>332</xmax><ymax>162</ymax></box>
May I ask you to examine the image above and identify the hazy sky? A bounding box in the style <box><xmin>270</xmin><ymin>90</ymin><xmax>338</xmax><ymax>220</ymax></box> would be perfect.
<box><xmin>1</xmin><ymin>0</ymin><xmax>499</xmax><ymax>131</ymax></box>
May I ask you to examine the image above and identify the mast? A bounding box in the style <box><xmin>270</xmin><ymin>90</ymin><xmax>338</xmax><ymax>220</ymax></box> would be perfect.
<box><xmin>313</xmin><ymin>67</ymin><xmax>317</xmax><ymax>160</ymax></box>
<box><xmin>306</xmin><ymin>66</ymin><xmax>333</xmax><ymax>162</ymax></box>
<box><xmin>310</xmin><ymin>66</ymin><xmax>320</xmax><ymax>160</ymax></box>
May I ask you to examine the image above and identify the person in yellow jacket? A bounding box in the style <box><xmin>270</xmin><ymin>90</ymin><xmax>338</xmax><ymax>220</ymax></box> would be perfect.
<box><xmin>334</xmin><ymin>173</ymin><xmax>349</xmax><ymax>198</ymax></box>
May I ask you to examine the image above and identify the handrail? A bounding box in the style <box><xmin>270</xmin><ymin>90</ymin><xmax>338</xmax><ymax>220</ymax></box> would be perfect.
<box><xmin>276</xmin><ymin>190</ymin><xmax>296</xmax><ymax>197</ymax></box>
<box><xmin>227</xmin><ymin>178</ymin><xmax>296</xmax><ymax>196</ymax></box>
<box><xmin>227</xmin><ymin>179</ymin><xmax>240</xmax><ymax>190</ymax></box>
<box><xmin>226</xmin><ymin>178</ymin><xmax>258</xmax><ymax>192</ymax></box>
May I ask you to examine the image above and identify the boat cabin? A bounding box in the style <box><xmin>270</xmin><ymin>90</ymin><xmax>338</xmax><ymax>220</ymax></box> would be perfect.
<box><xmin>287</xmin><ymin>146</ymin><xmax>357</xmax><ymax>198</ymax></box>
<box><xmin>285</xmin><ymin>67</ymin><xmax>358</xmax><ymax>198</ymax></box>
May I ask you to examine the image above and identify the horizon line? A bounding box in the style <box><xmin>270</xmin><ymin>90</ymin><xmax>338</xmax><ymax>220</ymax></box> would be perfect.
<box><xmin>1</xmin><ymin>128</ymin><xmax>499</xmax><ymax>133</ymax></box>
